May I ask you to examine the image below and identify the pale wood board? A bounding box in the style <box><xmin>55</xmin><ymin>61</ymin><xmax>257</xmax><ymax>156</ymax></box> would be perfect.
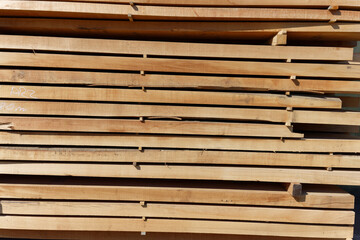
<box><xmin>0</xmin><ymin>117</ymin><xmax>303</xmax><ymax>138</ymax></box>
<box><xmin>0</xmin><ymin>147</ymin><xmax>359</xmax><ymax>168</ymax></box>
<box><xmin>0</xmin><ymin>183</ymin><xmax>353</xmax><ymax>209</ymax></box>
<box><xmin>0</xmin><ymin>34</ymin><xmax>352</xmax><ymax>60</ymax></box>
<box><xmin>1</xmin><ymin>52</ymin><xmax>359</xmax><ymax>78</ymax></box>
<box><xmin>1</xmin><ymin>19</ymin><xmax>360</xmax><ymax>41</ymax></box>
<box><xmin>0</xmin><ymin>132</ymin><xmax>360</xmax><ymax>152</ymax></box>
<box><xmin>2</xmin><ymin>70</ymin><xmax>360</xmax><ymax>93</ymax></box>
<box><xmin>1</xmin><ymin>163</ymin><xmax>359</xmax><ymax>185</ymax></box>
<box><xmin>0</xmin><ymin>1</ymin><xmax>359</xmax><ymax>22</ymax></box>
<box><xmin>0</xmin><ymin>85</ymin><xmax>341</xmax><ymax>109</ymax></box>
<box><xmin>1</xmin><ymin>100</ymin><xmax>359</xmax><ymax>126</ymax></box>
<box><xmin>0</xmin><ymin>230</ymin><xmax>349</xmax><ymax>240</ymax></box>
<box><xmin>0</xmin><ymin>216</ymin><xmax>353</xmax><ymax>238</ymax></box>
<box><xmin>0</xmin><ymin>200</ymin><xmax>354</xmax><ymax>224</ymax></box>
<box><xmin>28</xmin><ymin>0</ymin><xmax>360</xmax><ymax>8</ymax></box>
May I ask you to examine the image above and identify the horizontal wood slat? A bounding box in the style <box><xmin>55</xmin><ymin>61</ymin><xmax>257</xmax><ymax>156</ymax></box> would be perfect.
<box><xmin>0</xmin><ymin>85</ymin><xmax>341</xmax><ymax>109</ymax></box>
<box><xmin>1</xmin><ymin>100</ymin><xmax>359</xmax><ymax>126</ymax></box>
<box><xmin>1</xmin><ymin>1</ymin><xmax>359</xmax><ymax>22</ymax></box>
<box><xmin>0</xmin><ymin>201</ymin><xmax>354</xmax><ymax>224</ymax></box>
<box><xmin>0</xmin><ymin>147</ymin><xmax>359</xmax><ymax>168</ymax></box>
<box><xmin>0</xmin><ymin>132</ymin><xmax>360</xmax><ymax>152</ymax></box>
<box><xmin>1</xmin><ymin>52</ymin><xmax>359</xmax><ymax>78</ymax></box>
<box><xmin>0</xmin><ymin>117</ymin><xmax>303</xmax><ymax>138</ymax></box>
<box><xmin>0</xmin><ymin>100</ymin><xmax>288</xmax><ymax>122</ymax></box>
<box><xmin>1</xmin><ymin>70</ymin><xmax>360</xmax><ymax>94</ymax></box>
<box><xmin>0</xmin><ymin>35</ymin><xmax>352</xmax><ymax>61</ymax></box>
<box><xmin>28</xmin><ymin>0</ymin><xmax>360</xmax><ymax>8</ymax></box>
<box><xmin>1</xmin><ymin>163</ymin><xmax>359</xmax><ymax>185</ymax></box>
<box><xmin>0</xmin><ymin>183</ymin><xmax>353</xmax><ymax>209</ymax></box>
<box><xmin>0</xmin><ymin>216</ymin><xmax>353</xmax><ymax>238</ymax></box>
<box><xmin>1</xmin><ymin>18</ymin><xmax>360</xmax><ymax>41</ymax></box>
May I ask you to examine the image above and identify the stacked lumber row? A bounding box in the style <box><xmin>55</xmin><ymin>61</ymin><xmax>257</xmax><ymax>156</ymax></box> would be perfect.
<box><xmin>1</xmin><ymin>0</ymin><xmax>360</xmax><ymax>22</ymax></box>
<box><xmin>0</xmin><ymin>1</ymin><xmax>360</xmax><ymax>239</ymax></box>
<box><xmin>0</xmin><ymin>176</ymin><xmax>356</xmax><ymax>239</ymax></box>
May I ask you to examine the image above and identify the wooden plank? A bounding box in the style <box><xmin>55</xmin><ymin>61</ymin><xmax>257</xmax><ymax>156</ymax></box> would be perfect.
<box><xmin>0</xmin><ymin>85</ymin><xmax>341</xmax><ymax>109</ymax></box>
<box><xmin>0</xmin><ymin>34</ymin><xmax>352</xmax><ymax>61</ymax></box>
<box><xmin>293</xmin><ymin>110</ymin><xmax>360</xmax><ymax>126</ymax></box>
<box><xmin>0</xmin><ymin>183</ymin><xmax>353</xmax><ymax>209</ymax></box>
<box><xmin>0</xmin><ymin>201</ymin><xmax>354</xmax><ymax>225</ymax></box>
<box><xmin>0</xmin><ymin>216</ymin><xmax>353</xmax><ymax>238</ymax></box>
<box><xmin>29</xmin><ymin>0</ymin><xmax>360</xmax><ymax>8</ymax></box>
<box><xmin>1</xmin><ymin>132</ymin><xmax>360</xmax><ymax>153</ymax></box>
<box><xmin>0</xmin><ymin>100</ymin><xmax>288</xmax><ymax>122</ymax></box>
<box><xmin>0</xmin><ymin>147</ymin><xmax>359</xmax><ymax>168</ymax></box>
<box><xmin>1</xmin><ymin>163</ymin><xmax>360</xmax><ymax>185</ymax></box>
<box><xmin>1</xmin><ymin>19</ymin><xmax>360</xmax><ymax>42</ymax></box>
<box><xmin>0</xmin><ymin>1</ymin><xmax>359</xmax><ymax>22</ymax></box>
<box><xmin>0</xmin><ymin>230</ymin><xmax>348</xmax><ymax>240</ymax></box>
<box><xmin>1</xmin><ymin>52</ymin><xmax>359</xmax><ymax>78</ymax></box>
<box><xmin>0</xmin><ymin>117</ymin><xmax>303</xmax><ymax>138</ymax></box>
<box><xmin>0</xmin><ymin>100</ymin><xmax>359</xmax><ymax>126</ymax></box>
<box><xmin>2</xmin><ymin>70</ymin><xmax>360</xmax><ymax>94</ymax></box>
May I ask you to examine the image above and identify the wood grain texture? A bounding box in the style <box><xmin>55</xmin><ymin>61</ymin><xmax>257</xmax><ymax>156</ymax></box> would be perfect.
<box><xmin>2</xmin><ymin>70</ymin><xmax>360</xmax><ymax>93</ymax></box>
<box><xmin>0</xmin><ymin>1</ymin><xmax>359</xmax><ymax>22</ymax></box>
<box><xmin>0</xmin><ymin>34</ymin><xmax>353</xmax><ymax>61</ymax></box>
<box><xmin>0</xmin><ymin>147</ymin><xmax>358</xmax><ymax>168</ymax></box>
<box><xmin>0</xmin><ymin>183</ymin><xmax>353</xmax><ymax>209</ymax></box>
<box><xmin>0</xmin><ymin>216</ymin><xmax>353</xmax><ymax>238</ymax></box>
<box><xmin>0</xmin><ymin>117</ymin><xmax>303</xmax><ymax>138</ymax></box>
<box><xmin>1</xmin><ymin>100</ymin><xmax>359</xmax><ymax>126</ymax></box>
<box><xmin>0</xmin><ymin>132</ymin><xmax>360</xmax><ymax>153</ymax></box>
<box><xmin>1</xmin><ymin>19</ymin><xmax>359</xmax><ymax>41</ymax></box>
<box><xmin>1</xmin><ymin>52</ymin><xmax>359</xmax><ymax>78</ymax></box>
<box><xmin>0</xmin><ymin>100</ymin><xmax>288</xmax><ymax>122</ymax></box>
<box><xmin>27</xmin><ymin>0</ymin><xmax>360</xmax><ymax>8</ymax></box>
<box><xmin>0</xmin><ymin>200</ymin><xmax>354</xmax><ymax>224</ymax></box>
<box><xmin>0</xmin><ymin>85</ymin><xmax>341</xmax><ymax>109</ymax></box>
<box><xmin>1</xmin><ymin>163</ymin><xmax>359</xmax><ymax>185</ymax></box>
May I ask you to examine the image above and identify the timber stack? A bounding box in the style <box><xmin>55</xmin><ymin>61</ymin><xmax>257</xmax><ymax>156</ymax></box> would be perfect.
<box><xmin>0</xmin><ymin>0</ymin><xmax>359</xmax><ymax>239</ymax></box>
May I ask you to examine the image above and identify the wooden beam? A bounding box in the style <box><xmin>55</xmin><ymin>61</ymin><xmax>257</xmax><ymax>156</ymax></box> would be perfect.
<box><xmin>1</xmin><ymin>100</ymin><xmax>359</xmax><ymax>126</ymax></box>
<box><xmin>0</xmin><ymin>200</ymin><xmax>354</xmax><ymax>225</ymax></box>
<box><xmin>1</xmin><ymin>163</ymin><xmax>360</xmax><ymax>185</ymax></box>
<box><xmin>0</xmin><ymin>183</ymin><xmax>353</xmax><ymax>209</ymax></box>
<box><xmin>1</xmin><ymin>18</ymin><xmax>360</xmax><ymax>42</ymax></box>
<box><xmin>0</xmin><ymin>1</ymin><xmax>359</xmax><ymax>22</ymax></box>
<box><xmin>0</xmin><ymin>34</ymin><xmax>353</xmax><ymax>61</ymax></box>
<box><xmin>0</xmin><ymin>85</ymin><xmax>341</xmax><ymax>109</ymax></box>
<box><xmin>0</xmin><ymin>100</ymin><xmax>288</xmax><ymax>122</ymax></box>
<box><xmin>1</xmin><ymin>131</ymin><xmax>360</xmax><ymax>153</ymax></box>
<box><xmin>26</xmin><ymin>0</ymin><xmax>360</xmax><ymax>8</ymax></box>
<box><xmin>0</xmin><ymin>216</ymin><xmax>353</xmax><ymax>238</ymax></box>
<box><xmin>0</xmin><ymin>147</ymin><xmax>359</xmax><ymax>168</ymax></box>
<box><xmin>1</xmin><ymin>70</ymin><xmax>360</xmax><ymax>94</ymax></box>
<box><xmin>0</xmin><ymin>131</ymin><xmax>359</xmax><ymax>152</ymax></box>
<box><xmin>293</xmin><ymin>110</ymin><xmax>360</xmax><ymax>126</ymax></box>
<box><xmin>1</xmin><ymin>52</ymin><xmax>359</xmax><ymax>78</ymax></box>
<box><xmin>0</xmin><ymin>117</ymin><xmax>303</xmax><ymax>138</ymax></box>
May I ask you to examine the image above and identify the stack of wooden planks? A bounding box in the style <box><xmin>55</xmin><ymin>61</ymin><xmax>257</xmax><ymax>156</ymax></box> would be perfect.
<box><xmin>0</xmin><ymin>0</ymin><xmax>359</xmax><ymax>239</ymax></box>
